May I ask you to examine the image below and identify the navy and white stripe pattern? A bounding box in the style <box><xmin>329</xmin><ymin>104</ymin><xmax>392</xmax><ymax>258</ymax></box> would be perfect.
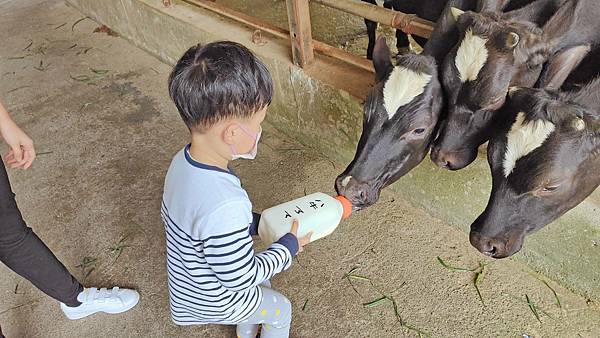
<box><xmin>162</xmin><ymin>146</ymin><xmax>298</xmax><ymax>325</ymax></box>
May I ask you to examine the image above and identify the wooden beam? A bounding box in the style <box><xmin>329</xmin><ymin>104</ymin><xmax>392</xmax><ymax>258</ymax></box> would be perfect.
<box><xmin>285</xmin><ymin>0</ymin><xmax>314</xmax><ymax>68</ymax></box>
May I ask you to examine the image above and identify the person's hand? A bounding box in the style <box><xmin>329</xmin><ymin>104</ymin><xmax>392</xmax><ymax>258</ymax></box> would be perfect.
<box><xmin>290</xmin><ymin>219</ymin><xmax>312</xmax><ymax>253</ymax></box>
<box><xmin>0</xmin><ymin>118</ymin><xmax>35</xmax><ymax>169</ymax></box>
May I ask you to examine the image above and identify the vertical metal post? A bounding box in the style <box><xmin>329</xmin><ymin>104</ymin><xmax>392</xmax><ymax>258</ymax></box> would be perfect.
<box><xmin>285</xmin><ymin>0</ymin><xmax>314</xmax><ymax>68</ymax></box>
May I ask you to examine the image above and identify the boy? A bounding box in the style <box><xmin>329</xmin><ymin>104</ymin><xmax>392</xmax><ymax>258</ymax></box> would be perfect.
<box><xmin>0</xmin><ymin>100</ymin><xmax>139</xmax><ymax>336</ymax></box>
<box><xmin>163</xmin><ymin>41</ymin><xmax>311</xmax><ymax>338</ymax></box>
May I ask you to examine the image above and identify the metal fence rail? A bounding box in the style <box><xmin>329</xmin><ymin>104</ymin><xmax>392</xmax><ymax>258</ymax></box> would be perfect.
<box><xmin>176</xmin><ymin>0</ymin><xmax>436</xmax><ymax>71</ymax></box>
<box><xmin>312</xmin><ymin>0</ymin><xmax>434</xmax><ymax>39</ymax></box>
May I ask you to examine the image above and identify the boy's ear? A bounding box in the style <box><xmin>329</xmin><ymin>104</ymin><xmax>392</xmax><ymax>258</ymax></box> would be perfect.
<box><xmin>222</xmin><ymin>123</ymin><xmax>238</xmax><ymax>146</ymax></box>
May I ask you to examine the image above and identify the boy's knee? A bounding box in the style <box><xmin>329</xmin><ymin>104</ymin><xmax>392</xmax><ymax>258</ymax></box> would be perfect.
<box><xmin>273</xmin><ymin>296</ymin><xmax>292</xmax><ymax>327</ymax></box>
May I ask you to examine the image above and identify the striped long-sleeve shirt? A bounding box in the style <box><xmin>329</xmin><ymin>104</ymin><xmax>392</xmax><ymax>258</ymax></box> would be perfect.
<box><xmin>161</xmin><ymin>145</ymin><xmax>298</xmax><ymax>325</ymax></box>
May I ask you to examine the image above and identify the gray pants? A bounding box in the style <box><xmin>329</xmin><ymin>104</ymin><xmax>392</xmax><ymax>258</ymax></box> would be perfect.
<box><xmin>236</xmin><ymin>284</ymin><xmax>292</xmax><ymax>338</ymax></box>
<box><xmin>0</xmin><ymin>160</ymin><xmax>83</xmax><ymax>307</ymax></box>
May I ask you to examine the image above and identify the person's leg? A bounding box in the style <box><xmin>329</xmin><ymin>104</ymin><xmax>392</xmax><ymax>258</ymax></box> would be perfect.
<box><xmin>0</xmin><ymin>159</ymin><xmax>139</xmax><ymax>321</ymax></box>
<box><xmin>237</xmin><ymin>286</ymin><xmax>292</xmax><ymax>338</ymax></box>
<box><xmin>236</xmin><ymin>280</ymin><xmax>273</xmax><ymax>336</ymax></box>
<box><xmin>0</xmin><ymin>161</ymin><xmax>83</xmax><ymax>306</ymax></box>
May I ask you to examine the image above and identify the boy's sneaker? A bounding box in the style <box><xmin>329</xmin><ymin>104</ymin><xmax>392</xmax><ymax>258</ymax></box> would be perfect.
<box><xmin>60</xmin><ymin>287</ymin><xmax>139</xmax><ymax>320</ymax></box>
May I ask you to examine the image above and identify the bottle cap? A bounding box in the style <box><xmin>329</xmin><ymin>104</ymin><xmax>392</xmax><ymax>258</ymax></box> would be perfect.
<box><xmin>335</xmin><ymin>195</ymin><xmax>353</xmax><ymax>220</ymax></box>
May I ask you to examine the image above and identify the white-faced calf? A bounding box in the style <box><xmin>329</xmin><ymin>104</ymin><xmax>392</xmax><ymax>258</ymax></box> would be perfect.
<box><xmin>470</xmin><ymin>78</ymin><xmax>600</xmax><ymax>258</ymax></box>
<box><xmin>335</xmin><ymin>37</ymin><xmax>443</xmax><ymax>209</ymax></box>
<box><xmin>335</xmin><ymin>0</ymin><xmax>483</xmax><ymax>209</ymax></box>
<box><xmin>431</xmin><ymin>0</ymin><xmax>600</xmax><ymax>170</ymax></box>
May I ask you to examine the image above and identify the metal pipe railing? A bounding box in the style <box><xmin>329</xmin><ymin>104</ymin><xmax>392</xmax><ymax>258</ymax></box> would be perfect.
<box><xmin>183</xmin><ymin>0</ymin><xmax>374</xmax><ymax>72</ymax></box>
<box><xmin>312</xmin><ymin>0</ymin><xmax>435</xmax><ymax>39</ymax></box>
<box><xmin>179</xmin><ymin>0</ymin><xmax>436</xmax><ymax>70</ymax></box>
<box><xmin>181</xmin><ymin>0</ymin><xmax>435</xmax><ymax>70</ymax></box>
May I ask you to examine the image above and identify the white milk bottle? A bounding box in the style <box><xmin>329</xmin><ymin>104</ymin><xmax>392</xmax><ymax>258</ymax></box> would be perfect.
<box><xmin>258</xmin><ymin>192</ymin><xmax>353</xmax><ymax>245</ymax></box>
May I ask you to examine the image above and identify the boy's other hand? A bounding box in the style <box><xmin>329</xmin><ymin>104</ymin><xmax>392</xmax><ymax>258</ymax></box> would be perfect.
<box><xmin>0</xmin><ymin>119</ymin><xmax>35</xmax><ymax>169</ymax></box>
<box><xmin>290</xmin><ymin>219</ymin><xmax>312</xmax><ymax>253</ymax></box>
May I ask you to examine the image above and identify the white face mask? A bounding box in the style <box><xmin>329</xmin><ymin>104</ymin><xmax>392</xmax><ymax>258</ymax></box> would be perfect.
<box><xmin>230</xmin><ymin>125</ymin><xmax>262</xmax><ymax>160</ymax></box>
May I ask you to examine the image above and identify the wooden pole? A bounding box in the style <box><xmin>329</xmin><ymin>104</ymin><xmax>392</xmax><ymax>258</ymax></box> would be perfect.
<box><xmin>285</xmin><ymin>0</ymin><xmax>315</xmax><ymax>68</ymax></box>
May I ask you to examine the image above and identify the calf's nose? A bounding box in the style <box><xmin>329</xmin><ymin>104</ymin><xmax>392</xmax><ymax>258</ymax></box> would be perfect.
<box><xmin>478</xmin><ymin>240</ymin><xmax>497</xmax><ymax>256</ymax></box>
<box><xmin>431</xmin><ymin>147</ymin><xmax>460</xmax><ymax>170</ymax></box>
<box><xmin>335</xmin><ymin>175</ymin><xmax>365</xmax><ymax>199</ymax></box>
<box><xmin>334</xmin><ymin>175</ymin><xmax>378</xmax><ymax>208</ymax></box>
<box><xmin>470</xmin><ymin>232</ymin><xmax>507</xmax><ymax>258</ymax></box>
<box><xmin>335</xmin><ymin>175</ymin><xmax>352</xmax><ymax>196</ymax></box>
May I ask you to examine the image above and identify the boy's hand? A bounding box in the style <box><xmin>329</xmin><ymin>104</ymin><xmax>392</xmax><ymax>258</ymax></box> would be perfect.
<box><xmin>0</xmin><ymin>119</ymin><xmax>35</xmax><ymax>169</ymax></box>
<box><xmin>290</xmin><ymin>219</ymin><xmax>312</xmax><ymax>253</ymax></box>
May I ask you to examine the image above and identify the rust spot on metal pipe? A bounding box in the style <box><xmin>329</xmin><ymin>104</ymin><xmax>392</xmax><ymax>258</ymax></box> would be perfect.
<box><xmin>392</xmin><ymin>13</ymin><xmax>433</xmax><ymax>38</ymax></box>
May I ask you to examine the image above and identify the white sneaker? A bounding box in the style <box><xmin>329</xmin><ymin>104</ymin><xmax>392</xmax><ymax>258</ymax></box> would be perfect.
<box><xmin>60</xmin><ymin>287</ymin><xmax>140</xmax><ymax>320</ymax></box>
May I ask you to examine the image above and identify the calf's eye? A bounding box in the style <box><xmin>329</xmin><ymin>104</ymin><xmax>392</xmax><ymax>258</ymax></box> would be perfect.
<box><xmin>542</xmin><ymin>185</ymin><xmax>559</xmax><ymax>193</ymax></box>
<box><xmin>413</xmin><ymin>128</ymin><xmax>426</xmax><ymax>135</ymax></box>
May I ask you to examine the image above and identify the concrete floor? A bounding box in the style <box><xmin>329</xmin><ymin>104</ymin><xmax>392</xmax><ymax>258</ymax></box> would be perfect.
<box><xmin>1</xmin><ymin>1</ymin><xmax>600</xmax><ymax>337</ymax></box>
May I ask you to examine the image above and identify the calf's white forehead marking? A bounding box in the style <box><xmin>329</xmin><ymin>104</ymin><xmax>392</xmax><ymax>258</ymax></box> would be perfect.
<box><xmin>503</xmin><ymin>112</ymin><xmax>555</xmax><ymax>177</ymax></box>
<box><xmin>455</xmin><ymin>28</ymin><xmax>489</xmax><ymax>83</ymax></box>
<box><xmin>341</xmin><ymin>176</ymin><xmax>352</xmax><ymax>187</ymax></box>
<box><xmin>383</xmin><ymin>66</ymin><xmax>432</xmax><ymax>119</ymax></box>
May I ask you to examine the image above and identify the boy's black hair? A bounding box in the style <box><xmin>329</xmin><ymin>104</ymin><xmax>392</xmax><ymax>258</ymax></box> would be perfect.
<box><xmin>168</xmin><ymin>41</ymin><xmax>273</xmax><ymax>131</ymax></box>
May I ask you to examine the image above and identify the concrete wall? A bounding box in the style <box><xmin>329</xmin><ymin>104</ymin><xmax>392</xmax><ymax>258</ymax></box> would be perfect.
<box><xmin>65</xmin><ymin>0</ymin><xmax>600</xmax><ymax>301</ymax></box>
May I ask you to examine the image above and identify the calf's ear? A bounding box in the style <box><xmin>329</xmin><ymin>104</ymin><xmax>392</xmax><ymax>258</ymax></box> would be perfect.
<box><xmin>541</xmin><ymin>0</ymin><xmax>581</xmax><ymax>49</ymax></box>
<box><xmin>538</xmin><ymin>45</ymin><xmax>591</xmax><ymax>90</ymax></box>
<box><xmin>451</xmin><ymin>7</ymin><xmax>465</xmax><ymax>21</ymax></box>
<box><xmin>476</xmin><ymin>0</ymin><xmax>511</xmax><ymax>12</ymax></box>
<box><xmin>506</xmin><ymin>32</ymin><xmax>520</xmax><ymax>49</ymax></box>
<box><xmin>423</xmin><ymin>0</ymin><xmax>477</xmax><ymax>63</ymax></box>
<box><xmin>373</xmin><ymin>36</ymin><xmax>394</xmax><ymax>82</ymax></box>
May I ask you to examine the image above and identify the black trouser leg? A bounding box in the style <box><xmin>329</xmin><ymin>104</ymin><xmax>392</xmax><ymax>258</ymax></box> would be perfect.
<box><xmin>0</xmin><ymin>160</ymin><xmax>83</xmax><ymax>307</ymax></box>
